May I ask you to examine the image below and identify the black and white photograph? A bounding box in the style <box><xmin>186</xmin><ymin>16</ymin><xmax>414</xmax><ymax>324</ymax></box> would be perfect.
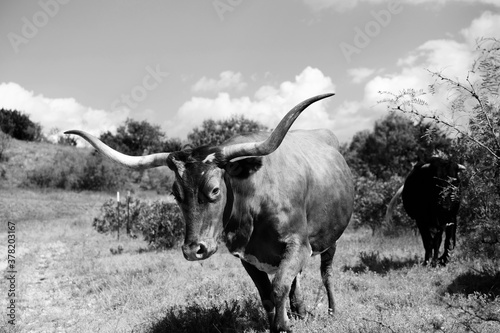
<box><xmin>1</xmin><ymin>1</ymin><xmax>499</xmax><ymax>332</ymax></box>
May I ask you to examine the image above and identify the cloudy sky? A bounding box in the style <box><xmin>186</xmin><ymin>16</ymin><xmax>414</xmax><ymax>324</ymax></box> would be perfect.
<box><xmin>1</xmin><ymin>0</ymin><xmax>499</xmax><ymax>145</ymax></box>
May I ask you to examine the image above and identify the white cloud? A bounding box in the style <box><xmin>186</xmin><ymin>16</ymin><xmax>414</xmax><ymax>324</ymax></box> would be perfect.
<box><xmin>165</xmin><ymin>67</ymin><xmax>342</xmax><ymax>140</ymax></box>
<box><xmin>191</xmin><ymin>71</ymin><xmax>247</xmax><ymax>93</ymax></box>
<box><xmin>461</xmin><ymin>11</ymin><xmax>500</xmax><ymax>46</ymax></box>
<box><xmin>302</xmin><ymin>0</ymin><xmax>500</xmax><ymax>12</ymax></box>
<box><xmin>0</xmin><ymin>82</ymin><xmax>130</xmax><ymax>142</ymax></box>
<box><xmin>336</xmin><ymin>11</ymin><xmax>500</xmax><ymax>140</ymax></box>
<box><xmin>347</xmin><ymin>67</ymin><xmax>378</xmax><ymax>84</ymax></box>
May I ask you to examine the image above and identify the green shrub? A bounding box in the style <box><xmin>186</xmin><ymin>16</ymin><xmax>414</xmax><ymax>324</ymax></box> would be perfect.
<box><xmin>353</xmin><ymin>174</ymin><xmax>413</xmax><ymax>235</ymax></box>
<box><xmin>24</xmin><ymin>149</ymin><xmax>85</xmax><ymax>189</ymax></box>
<box><xmin>93</xmin><ymin>197</ymin><xmax>185</xmax><ymax>249</ymax></box>
<box><xmin>136</xmin><ymin>200</ymin><xmax>184</xmax><ymax>249</ymax></box>
<box><xmin>138</xmin><ymin>168</ymin><xmax>174</xmax><ymax>194</ymax></box>
<box><xmin>24</xmin><ymin>148</ymin><xmax>129</xmax><ymax>191</ymax></box>
<box><xmin>0</xmin><ymin>130</ymin><xmax>11</xmax><ymax>162</ymax></box>
<box><xmin>78</xmin><ymin>152</ymin><xmax>129</xmax><ymax>191</ymax></box>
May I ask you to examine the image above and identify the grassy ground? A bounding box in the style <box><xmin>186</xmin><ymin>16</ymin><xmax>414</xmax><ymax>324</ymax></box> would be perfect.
<box><xmin>1</xmin><ymin>188</ymin><xmax>499</xmax><ymax>333</ymax></box>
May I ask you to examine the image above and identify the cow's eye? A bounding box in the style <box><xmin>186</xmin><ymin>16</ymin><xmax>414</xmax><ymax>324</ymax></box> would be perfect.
<box><xmin>211</xmin><ymin>187</ymin><xmax>220</xmax><ymax>196</ymax></box>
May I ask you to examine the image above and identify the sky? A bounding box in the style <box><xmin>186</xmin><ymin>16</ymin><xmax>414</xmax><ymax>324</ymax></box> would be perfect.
<box><xmin>0</xmin><ymin>0</ymin><xmax>499</xmax><ymax>146</ymax></box>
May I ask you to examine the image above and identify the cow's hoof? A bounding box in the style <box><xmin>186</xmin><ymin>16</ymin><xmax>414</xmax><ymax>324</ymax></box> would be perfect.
<box><xmin>273</xmin><ymin>327</ymin><xmax>292</xmax><ymax>333</ymax></box>
<box><xmin>438</xmin><ymin>257</ymin><xmax>449</xmax><ymax>266</ymax></box>
<box><xmin>271</xmin><ymin>323</ymin><xmax>292</xmax><ymax>333</ymax></box>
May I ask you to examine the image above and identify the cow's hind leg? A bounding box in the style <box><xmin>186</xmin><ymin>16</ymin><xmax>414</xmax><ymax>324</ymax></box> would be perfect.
<box><xmin>320</xmin><ymin>244</ymin><xmax>337</xmax><ymax>315</ymax></box>
<box><xmin>241</xmin><ymin>260</ymin><xmax>275</xmax><ymax>327</ymax></box>
<box><xmin>289</xmin><ymin>271</ymin><xmax>306</xmax><ymax>319</ymax></box>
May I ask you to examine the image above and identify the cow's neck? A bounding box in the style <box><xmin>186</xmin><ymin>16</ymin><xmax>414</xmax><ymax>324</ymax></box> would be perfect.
<box><xmin>222</xmin><ymin>173</ymin><xmax>255</xmax><ymax>256</ymax></box>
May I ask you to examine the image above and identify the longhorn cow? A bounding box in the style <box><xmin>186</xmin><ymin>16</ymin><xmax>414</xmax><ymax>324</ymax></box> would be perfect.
<box><xmin>66</xmin><ymin>94</ymin><xmax>355</xmax><ymax>333</ymax></box>
<box><xmin>385</xmin><ymin>157</ymin><xmax>465</xmax><ymax>266</ymax></box>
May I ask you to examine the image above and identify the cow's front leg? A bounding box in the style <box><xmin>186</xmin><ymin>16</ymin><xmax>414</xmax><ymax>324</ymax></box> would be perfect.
<box><xmin>241</xmin><ymin>260</ymin><xmax>275</xmax><ymax>326</ymax></box>
<box><xmin>417</xmin><ymin>221</ymin><xmax>433</xmax><ymax>265</ymax></box>
<box><xmin>289</xmin><ymin>272</ymin><xmax>306</xmax><ymax>319</ymax></box>
<box><xmin>320</xmin><ymin>244</ymin><xmax>337</xmax><ymax>315</ymax></box>
<box><xmin>439</xmin><ymin>222</ymin><xmax>456</xmax><ymax>265</ymax></box>
<box><xmin>430</xmin><ymin>229</ymin><xmax>443</xmax><ymax>267</ymax></box>
<box><xmin>271</xmin><ymin>240</ymin><xmax>309</xmax><ymax>333</ymax></box>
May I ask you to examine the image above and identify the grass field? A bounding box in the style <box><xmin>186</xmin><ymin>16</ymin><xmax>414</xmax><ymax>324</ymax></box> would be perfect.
<box><xmin>1</xmin><ymin>187</ymin><xmax>499</xmax><ymax>333</ymax></box>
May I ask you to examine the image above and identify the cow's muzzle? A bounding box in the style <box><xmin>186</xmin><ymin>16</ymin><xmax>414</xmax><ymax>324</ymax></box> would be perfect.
<box><xmin>182</xmin><ymin>239</ymin><xmax>217</xmax><ymax>261</ymax></box>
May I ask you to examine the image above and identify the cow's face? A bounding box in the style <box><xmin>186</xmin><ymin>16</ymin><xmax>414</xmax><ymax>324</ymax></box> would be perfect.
<box><xmin>168</xmin><ymin>152</ymin><xmax>228</xmax><ymax>261</ymax></box>
<box><xmin>427</xmin><ymin>159</ymin><xmax>463</xmax><ymax>186</ymax></box>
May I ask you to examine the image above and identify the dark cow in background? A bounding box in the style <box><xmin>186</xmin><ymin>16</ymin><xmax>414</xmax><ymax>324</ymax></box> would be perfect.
<box><xmin>66</xmin><ymin>94</ymin><xmax>355</xmax><ymax>333</ymax></box>
<box><xmin>386</xmin><ymin>157</ymin><xmax>465</xmax><ymax>266</ymax></box>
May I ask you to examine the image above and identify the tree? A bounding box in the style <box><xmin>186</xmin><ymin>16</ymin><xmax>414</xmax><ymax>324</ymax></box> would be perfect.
<box><xmin>345</xmin><ymin>113</ymin><xmax>452</xmax><ymax>180</ymax></box>
<box><xmin>162</xmin><ymin>137</ymin><xmax>184</xmax><ymax>152</ymax></box>
<box><xmin>100</xmin><ymin>119</ymin><xmax>168</xmax><ymax>155</ymax></box>
<box><xmin>380</xmin><ymin>38</ymin><xmax>500</xmax><ymax>259</ymax></box>
<box><xmin>0</xmin><ymin>109</ymin><xmax>43</xmax><ymax>141</ymax></box>
<box><xmin>187</xmin><ymin>115</ymin><xmax>268</xmax><ymax>147</ymax></box>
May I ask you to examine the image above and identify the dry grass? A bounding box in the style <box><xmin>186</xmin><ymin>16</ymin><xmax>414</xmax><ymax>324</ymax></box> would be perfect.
<box><xmin>1</xmin><ymin>188</ymin><xmax>499</xmax><ymax>333</ymax></box>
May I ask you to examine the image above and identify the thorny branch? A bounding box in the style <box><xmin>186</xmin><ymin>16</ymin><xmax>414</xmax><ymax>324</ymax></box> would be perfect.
<box><xmin>394</xmin><ymin>105</ymin><xmax>500</xmax><ymax>160</ymax></box>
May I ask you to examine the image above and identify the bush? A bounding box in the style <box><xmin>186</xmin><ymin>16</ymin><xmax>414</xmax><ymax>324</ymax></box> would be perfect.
<box><xmin>24</xmin><ymin>149</ymin><xmax>85</xmax><ymax>189</ymax></box>
<box><xmin>78</xmin><ymin>151</ymin><xmax>129</xmax><ymax>191</ymax></box>
<box><xmin>0</xmin><ymin>130</ymin><xmax>11</xmax><ymax>162</ymax></box>
<box><xmin>93</xmin><ymin>197</ymin><xmax>185</xmax><ymax>249</ymax></box>
<box><xmin>24</xmin><ymin>148</ymin><xmax>129</xmax><ymax>191</ymax></box>
<box><xmin>138</xmin><ymin>168</ymin><xmax>175</xmax><ymax>194</ymax></box>
<box><xmin>352</xmin><ymin>174</ymin><xmax>413</xmax><ymax>235</ymax></box>
<box><xmin>136</xmin><ymin>201</ymin><xmax>184</xmax><ymax>249</ymax></box>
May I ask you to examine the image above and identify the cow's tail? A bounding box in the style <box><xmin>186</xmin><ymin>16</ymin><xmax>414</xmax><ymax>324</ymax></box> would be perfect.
<box><xmin>385</xmin><ymin>185</ymin><xmax>404</xmax><ymax>226</ymax></box>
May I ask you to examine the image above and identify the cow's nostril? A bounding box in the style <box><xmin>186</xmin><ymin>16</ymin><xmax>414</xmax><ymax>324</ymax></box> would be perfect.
<box><xmin>196</xmin><ymin>242</ymin><xmax>207</xmax><ymax>257</ymax></box>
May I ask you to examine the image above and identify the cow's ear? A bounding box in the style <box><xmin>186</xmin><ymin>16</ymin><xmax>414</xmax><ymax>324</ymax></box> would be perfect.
<box><xmin>226</xmin><ymin>162</ymin><xmax>243</xmax><ymax>177</ymax></box>
<box><xmin>225</xmin><ymin>158</ymin><xmax>263</xmax><ymax>178</ymax></box>
<box><xmin>167</xmin><ymin>154</ymin><xmax>186</xmax><ymax>178</ymax></box>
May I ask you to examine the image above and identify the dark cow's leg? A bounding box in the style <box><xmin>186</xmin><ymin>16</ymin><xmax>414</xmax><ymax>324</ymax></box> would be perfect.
<box><xmin>439</xmin><ymin>222</ymin><xmax>456</xmax><ymax>265</ymax></box>
<box><xmin>417</xmin><ymin>221</ymin><xmax>433</xmax><ymax>266</ymax></box>
<box><xmin>320</xmin><ymin>244</ymin><xmax>337</xmax><ymax>315</ymax></box>
<box><xmin>289</xmin><ymin>271</ymin><xmax>306</xmax><ymax>319</ymax></box>
<box><xmin>271</xmin><ymin>239</ymin><xmax>310</xmax><ymax>333</ymax></box>
<box><xmin>431</xmin><ymin>230</ymin><xmax>443</xmax><ymax>267</ymax></box>
<box><xmin>241</xmin><ymin>260</ymin><xmax>275</xmax><ymax>327</ymax></box>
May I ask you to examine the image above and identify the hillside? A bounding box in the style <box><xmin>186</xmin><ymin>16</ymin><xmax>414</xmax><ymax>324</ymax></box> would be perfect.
<box><xmin>0</xmin><ymin>138</ymin><xmax>174</xmax><ymax>195</ymax></box>
<box><xmin>0</xmin><ymin>138</ymin><xmax>87</xmax><ymax>188</ymax></box>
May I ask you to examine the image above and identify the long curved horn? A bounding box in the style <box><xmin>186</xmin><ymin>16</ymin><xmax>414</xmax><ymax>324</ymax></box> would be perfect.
<box><xmin>385</xmin><ymin>184</ymin><xmax>404</xmax><ymax>226</ymax></box>
<box><xmin>64</xmin><ymin>130</ymin><xmax>171</xmax><ymax>170</ymax></box>
<box><xmin>221</xmin><ymin>93</ymin><xmax>334</xmax><ymax>162</ymax></box>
